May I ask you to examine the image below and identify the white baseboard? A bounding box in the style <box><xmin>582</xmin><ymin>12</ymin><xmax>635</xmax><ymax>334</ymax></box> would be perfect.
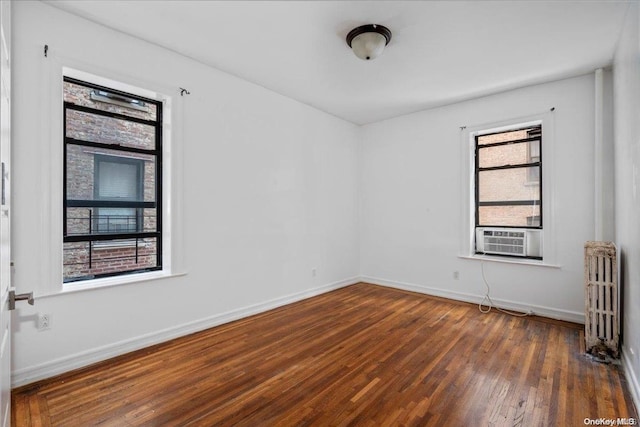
<box><xmin>360</xmin><ymin>275</ymin><xmax>585</xmax><ymax>324</ymax></box>
<box><xmin>622</xmin><ymin>348</ymin><xmax>640</xmax><ymax>415</ymax></box>
<box><xmin>12</xmin><ymin>277</ymin><xmax>359</xmax><ymax>388</ymax></box>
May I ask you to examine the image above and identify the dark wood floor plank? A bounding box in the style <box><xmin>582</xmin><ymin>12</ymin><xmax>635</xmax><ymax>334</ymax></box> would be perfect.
<box><xmin>11</xmin><ymin>283</ymin><xmax>638</xmax><ymax>426</ymax></box>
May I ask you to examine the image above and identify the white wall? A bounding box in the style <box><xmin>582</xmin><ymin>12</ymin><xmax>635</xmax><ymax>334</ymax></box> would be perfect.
<box><xmin>360</xmin><ymin>74</ymin><xmax>598</xmax><ymax>322</ymax></box>
<box><xmin>11</xmin><ymin>1</ymin><xmax>359</xmax><ymax>385</ymax></box>
<box><xmin>10</xmin><ymin>0</ymin><xmax>634</xmax><ymax>395</ymax></box>
<box><xmin>613</xmin><ymin>1</ymin><xmax>640</xmax><ymax>409</ymax></box>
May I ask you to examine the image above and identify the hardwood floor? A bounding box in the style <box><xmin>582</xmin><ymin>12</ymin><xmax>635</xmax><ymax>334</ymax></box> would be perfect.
<box><xmin>12</xmin><ymin>283</ymin><xmax>638</xmax><ymax>426</ymax></box>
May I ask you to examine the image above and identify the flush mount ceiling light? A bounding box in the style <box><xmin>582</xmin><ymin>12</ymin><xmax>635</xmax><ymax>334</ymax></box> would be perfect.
<box><xmin>346</xmin><ymin>24</ymin><xmax>392</xmax><ymax>61</ymax></box>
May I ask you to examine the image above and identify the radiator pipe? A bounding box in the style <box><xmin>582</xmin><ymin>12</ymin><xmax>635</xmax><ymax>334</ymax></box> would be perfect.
<box><xmin>594</xmin><ymin>68</ymin><xmax>604</xmax><ymax>241</ymax></box>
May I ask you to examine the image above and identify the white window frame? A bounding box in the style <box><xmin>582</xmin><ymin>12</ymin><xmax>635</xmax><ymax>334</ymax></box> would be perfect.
<box><xmin>37</xmin><ymin>58</ymin><xmax>186</xmax><ymax>297</ymax></box>
<box><xmin>458</xmin><ymin>112</ymin><xmax>559</xmax><ymax>267</ymax></box>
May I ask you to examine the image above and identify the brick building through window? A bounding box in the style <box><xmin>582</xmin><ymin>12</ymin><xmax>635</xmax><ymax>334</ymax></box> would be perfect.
<box><xmin>475</xmin><ymin>125</ymin><xmax>542</xmax><ymax>228</ymax></box>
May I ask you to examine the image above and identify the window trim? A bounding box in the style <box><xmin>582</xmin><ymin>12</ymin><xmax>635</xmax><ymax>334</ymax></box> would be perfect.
<box><xmin>62</xmin><ymin>76</ymin><xmax>163</xmax><ymax>282</ymax></box>
<box><xmin>35</xmin><ymin>58</ymin><xmax>185</xmax><ymax>297</ymax></box>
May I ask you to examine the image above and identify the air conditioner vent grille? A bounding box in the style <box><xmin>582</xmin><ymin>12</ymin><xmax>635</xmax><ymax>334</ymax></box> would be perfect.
<box><xmin>482</xmin><ymin>230</ymin><xmax>526</xmax><ymax>256</ymax></box>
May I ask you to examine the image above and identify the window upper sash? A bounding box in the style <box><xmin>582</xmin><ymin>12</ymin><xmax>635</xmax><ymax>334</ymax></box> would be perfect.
<box><xmin>474</xmin><ymin>125</ymin><xmax>542</xmax><ymax>229</ymax></box>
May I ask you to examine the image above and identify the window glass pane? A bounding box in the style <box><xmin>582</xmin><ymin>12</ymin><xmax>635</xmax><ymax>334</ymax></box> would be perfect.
<box><xmin>477</xmin><ymin>126</ymin><xmax>540</xmax><ymax>145</ymax></box>
<box><xmin>66</xmin><ymin>207</ymin><xmax>157</xmax><ymax>236</ymax></box>
<box><xmin>478</xmin><ymin>140</ymin><xmax>540</xmax><ymax>168</ymax></box>
<box><xmin>66</xmin><ymin>145</ymin><xmax>155</xmax><ymax>202</ymax></box>
<box><xmin>63</xmin><ymin>238</ymin><xmax>159</xmax><ymax>282</ymax></box>
<box><xmin>64</xmin><ymin>81</ymin><xmax>157</xmax><ymax>121</ymax></box>
<box><xmin>95</xmin><ymin>208</ymin><xmax>138</xmax><ymax>233</ymax></box>
<box><xmin>478</xmin><ymin>167</ymin><xmax>541</xmax><ymax>202</ymax></box>
<box><xmin>477</xmin><ymin>129</ymin><xmax>528</xmax><ymax>145</ymax></box>
<box><xmin>66</xmin><ymin>109</ymin><xmax>156</xmax><ymax>150</ymax></box>
<box><xmin>478</xmin><ymin>205</ymin><xmax>541</xmax><ymax>227</ymax></box>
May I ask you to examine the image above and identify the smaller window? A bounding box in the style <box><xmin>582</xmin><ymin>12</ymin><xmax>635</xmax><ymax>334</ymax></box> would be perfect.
<box><xmin>474</xmin><ymin>124</ymin><xmax>543</xmax><ymax>260</ymax></box>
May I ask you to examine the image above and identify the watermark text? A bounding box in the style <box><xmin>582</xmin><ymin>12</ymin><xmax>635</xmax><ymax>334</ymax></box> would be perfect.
<box><xmin>584</xmin><ymin>418</ymin><xmax>637</xmax><ymax>426</ymax></box>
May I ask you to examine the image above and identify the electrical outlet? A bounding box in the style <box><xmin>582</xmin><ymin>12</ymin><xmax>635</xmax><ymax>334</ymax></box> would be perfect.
<box><xmin>453</xmin><ymin>271</ymin><xmax>459</xmax><ymax>280</ymax></box>
<box><xmin>38</xmin><ymin>314</ymin><xmax>51</xmax><ymax>331</ymax></box>
<box><xmin>311</xmin><ymin>268</ymin><xmax>317</xmax><ymax>277</ymax></box>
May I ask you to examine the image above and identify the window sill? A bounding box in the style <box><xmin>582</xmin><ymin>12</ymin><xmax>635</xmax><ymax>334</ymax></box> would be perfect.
<box><xmin>63</xmin><ymin>270</ymin><xmax>186</xmax><ymax>294</ymax></box>
<box><xmin>37</xmin><ymin>270</ymin><xmax>187</xmax><ymax>299</ymax></box>
<box><xmin>458</xmin><ymin>254</ymin><xmax>561</xmax><ymax>268</ymax></box>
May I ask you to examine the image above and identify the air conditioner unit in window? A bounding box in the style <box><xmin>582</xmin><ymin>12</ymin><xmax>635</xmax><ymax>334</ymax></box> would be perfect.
<box><xmin>475</xmin><ymin>228</ymin><xmax>542</xmax><ymax>258</ymax></box>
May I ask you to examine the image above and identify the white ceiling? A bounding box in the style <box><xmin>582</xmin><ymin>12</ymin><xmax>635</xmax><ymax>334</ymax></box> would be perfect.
<box><xmin>46</xmin><ymin>1</ymin><xmax>630</xmax><ymax>125</ymax></box>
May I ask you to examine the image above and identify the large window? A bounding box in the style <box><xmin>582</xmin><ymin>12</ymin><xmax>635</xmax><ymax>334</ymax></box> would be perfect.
<box><xmin>63</xmin><ymin>77</ymin><xmax>162</xmax><ymax>282</ymax></box>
